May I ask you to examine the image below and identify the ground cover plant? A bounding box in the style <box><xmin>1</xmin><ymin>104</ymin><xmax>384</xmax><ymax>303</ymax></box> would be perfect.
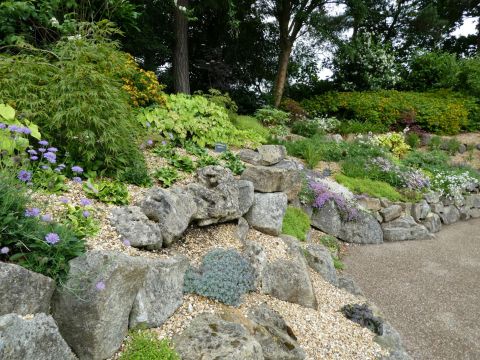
<box><xmin>282</xmin><ymin>207</ymin><xmax>311</xmax><ymax>241</ymax></box>
<box><xmin>119</xmin><ymin>331</ymin><xmax>180</xmax><ymax>360</ymax></box>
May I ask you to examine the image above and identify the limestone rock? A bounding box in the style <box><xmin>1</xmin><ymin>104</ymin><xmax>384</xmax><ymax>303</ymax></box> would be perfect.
<box><xmin>52</xmin><ymin>251</ymin><xmax>148</xmax><ymax>360</ymax></box>
<box><xmin>357</xmin><ymin>197</ymin><xmax>382</xmax><ymax>212</ymax></box>
<box><xmin>257</xmin><ymin>145</ymin><xmax>287</xmax><ymax>165</ymax></box>
<box><xmin>424</xmin><ymin>192</ymin><xmax>440</xmax><ymax>204</ymax></box>
<box><xmin>173</xmin><ymin>313</ymin><xmax>264</xmax><ymax>360</ymax></box>
<box><xmin>0</xmin><ymin>313</ymin><xmax>76</xmax><ymax>360</ymax></box>
<box><xmin>129</xmin><ymin>255</ymin><xmax>189</xmax><ymax>329</ymax></box>
<box><xmin>141</xmin><ymin>187</ymin><xmax>197</xmax><ymax>246</ymax></box>
<box><xmin>382</xmin><ymin>216</ymin><xmax>432</xmax><ymax>242</ymax></box>
<box><xmin>303</xmin><ymin>243</ymin><xmax>338</xmax><ymax>286</ymax></box>
<box><xmin>438</xmin><ymin>205</ymin><xmax>461</xmax><ymax>225</ymax></box>
<box><xmin>0</xmin><ymin>262</ymin><xmax>55</xmax><ymax>316</ymax></box>
<box><xmin>245</xmin><ymin>192</ymin><xmax>288</xmax><ymax>236</ymax></box>
<box><xmin>243</xmin><ymin>240</ymin><xmax>268</xmax><ymax>288</ymax></box>
<box><xmin>338</xmin><ymin>275</ymin><xmax>364</xmax><ymax>296</ymax></box>
<box><xmin>238</xmin><ymin>149</ymin><xmax>262</xmax><ymax>165</ymax></box>
<box><xmin>412</xmin><ymin>200</ymin><xmax>431</xmax><ymax>222</ymax></box>
<box><xmin>422</xmin><ymin>213</ymin><xmax>442</xmax><ymax>233</ymax></box>
<box><xmin>236</xmin><ymin>217</ymin><xmax>250</xmax><ymax>243</ymax></box>
<box><xmin>238</xmin><ymin>180</ymin><xmax>255</xmax><ymax>215</ymax></box>
<box><xmin>110</xmin><ymin>206</ymin><xmax>163</xmax><ymax>250</ymax></box>
<box><xmin>380</xmin><ymin>205</ymin><xmax>403</xmax><ymax>222</ymax></box>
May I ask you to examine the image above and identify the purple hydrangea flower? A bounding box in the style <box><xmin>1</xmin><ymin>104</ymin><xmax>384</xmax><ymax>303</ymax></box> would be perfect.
<box><xmin>59</xmin><ymin>197</ymin><xmax>69</xmax><ymax>204</ymax></box>
<box><xmin>123</xmin><ymin>239</ymin><xmax>131</xmax><ymax>247</ymax></box>
<box><xmin>80</xmin><ymin>198</ymin><xmax>92</xmax><ymax>206</ymax></box>
<box><xmin>45</xmin><ymin>233</ymin><xmax>60</xmax><ymax>245</ymax></box>
<box><xmin>0</xmin><ymin>123</ymin><xmax>6</xmax><ymax>129</ymax></box>
<box><xmin>43</xmin><ymin>152</ymin><xmax>56</xmax><ymax>164</ymax></box>
<box><xmin>38</xmin><ymin>148</ymin><xmax>46</xmax><ymax>153</ymax></box>
<box><xmin>39</xmin><ymin>140</ymin><xmax>49</xmax><ymax>146</ymax></box>
<box><xmin>82</xmin><ymin>210</ymin><xmax>91</xmax><ymax>218</ymax></box>
<box><xmin>30</xmin><ymin>156</ymin><xmax>39</xmax><ymax>161</ymax></box>
<box><xmin>1</xmin><ymin>246</ymin><xmax>9</xmax><ymax>254</ymax></box>
<box><xmin>72</xmin><ymin>176</ymin><xmax>82</xmax><ymax>183</ymax></box>
<box><xmin>25</xmin><ymin>208</ymin><xmax>41</xmax><ymax>217</ymax></box>
<box><xmin>18</xmin><ymin>170</ymin><xmax>32</xmax><ymax>182</ymax></box>
<box><xmin>71</xmin><ymin>166</ymin><xmax>83</xmax><ymax>173</ymax></box>
<box><xmin>41</xmin><ymin>214</ymin><xmax>53</xmax><ymax>222</ymax></box>
<box><xmin>95</xmin><ymin>281</ymin><xmax>106</xmax><ymax>291</ymax></box>
<box><xmin>47</xmin><ymin>147</ymin><xmax>58</xmax><ymax>152</ymax></box>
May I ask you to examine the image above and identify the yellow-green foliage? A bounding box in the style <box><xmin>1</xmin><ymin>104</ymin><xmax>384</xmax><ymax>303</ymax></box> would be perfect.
<box><xmin>302</xmin><ymin>90</ymin><xmax>478</xmax><ymax>135</ymax></box>
<box><xmin>138</xmin><ymin>94</ymin><xmax>265</xmax><ymax>148</ymax></box>
<box><xmin>231</xmin><ymin>115</ymin><xmax>270</xmax><ymax>140</ymax></box>
<box><xmin>335</xmin><ymin>173</ymin><xmax>404</xmax><ymax>202</ymax></box>
<box><xmin>282</xmin><ymin>206</ymin><xmax>311</xmax><ymax>241</ymax></box>
<box><xmin>372</xmin><ymin>132</ymin><xmax>410</xmax><ymax>157</ymax></box>
<box><xmin>119</xmin><ymin>331</ymin><xmax>180</xmax><ymax>360</ymax></box>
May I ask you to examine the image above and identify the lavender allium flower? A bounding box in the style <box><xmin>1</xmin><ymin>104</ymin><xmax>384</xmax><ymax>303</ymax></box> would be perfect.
<box><xmin>123</xmin><ymin>239</ymin><xmax>131</xmax><ymax>246</ymax></box>
<box><xmin>41</xmin><ymin>214</ymin><xmax>53</xmax><ymax>222</ymax></box>
<box><xmin>59</xmin><ymin>197</ymin><xmax>69</xmax><ymax>204</ymax></box>
<box><xmin>95</xmin><ymin>281</ymin><xmax>106</xmax><ymax>291</ymax></box>
<box><xmin>18</xmin><ymin>170</ymin><xmax>32</xmax><ymax>182</ymax></box>
<box><xmin>1</xmin><ymin>247</ymin><xmax>9</xmax><ymax>254</ymax></box>
<box><xmin>0</xmin><ymin>123</ymin><xmax>6</xmax><ymax>129</ymax></box>
<box><xmin>39</xmin><ymin>140</ymin><xmax>49</xmax><ymax>146</ymax></box>
<box><xmin>71</xmin><ymin>166</ymin><xmax>83</xmax><ymax>173</ymax></box>
<box><xmin>30</xmin><ymin>156</ymin><xmax>39</xmax><ymax>161</ymax></box>
<box><xmin>72</xmin><ymin>176</ymin><xmax>82</xmax><ymax>183</ymax></box>
<box><xmin>80</xmin><ymin>198</ymin><xmax>92</xmax><ymax>206</ymax></box>
<box><xmin>25</xmin><ymin>208</ymin><xmax>41</xmax><ymax>217</ymax></box>
<box><xmin>47</xmin><ymin>147</ymin><xmax>58</xmax><ymax>152</ymax></box>
<box><xmin>45</xmin><ymin>233</ymin><xmax>60</xmax><ymax>245</ymax></box>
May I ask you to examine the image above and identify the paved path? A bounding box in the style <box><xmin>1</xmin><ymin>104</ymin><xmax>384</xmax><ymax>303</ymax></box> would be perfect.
<box><xmin>343</xmin><ymin>219</ymin><xmax>480</xmax><ymax>360</ymax></box>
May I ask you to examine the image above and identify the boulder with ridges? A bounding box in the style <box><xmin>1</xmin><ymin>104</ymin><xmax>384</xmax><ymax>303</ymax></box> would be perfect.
<box><xmin>257</xmin><ymin>145</ymin><xmax>287</xmax><ymax>165</ymax></box>
<box><xmin>0</xmin><ymin>262</ymin><xmax>55</xmax><ymax>316</ymax></box>
<box><xmin>245</xmin><ymin>192</ymin><xmax>288</xmax><ymax>236</ymax></box>
<box><xmin>303</xmin><ymin>243</ymin><xmax>338</xmax><ymax>286</ymax></box>
<box><xmin>382</xmin><ymin>215</ymin><xmax>432</xmax><ymax>242</ymax></box>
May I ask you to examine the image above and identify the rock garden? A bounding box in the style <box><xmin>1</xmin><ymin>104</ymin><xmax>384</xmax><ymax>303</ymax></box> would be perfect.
<box><xmin>1</xmin><ymin>10</ymin><xmax>480</xmax><ymax>360</ymax></box>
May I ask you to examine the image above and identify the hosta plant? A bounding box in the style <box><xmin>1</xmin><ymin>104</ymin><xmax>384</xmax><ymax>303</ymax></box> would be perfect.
<box><xmin>83</xmin><ymin>179</ymin><xmax>129</xmax><ymax>205</ymax></box>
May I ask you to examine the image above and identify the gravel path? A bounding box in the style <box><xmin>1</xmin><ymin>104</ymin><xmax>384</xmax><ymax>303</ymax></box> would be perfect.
<box><xmin>343</xmin><ymin>218</ymin><xmax>480</xmax><ymax>360</ymax></box>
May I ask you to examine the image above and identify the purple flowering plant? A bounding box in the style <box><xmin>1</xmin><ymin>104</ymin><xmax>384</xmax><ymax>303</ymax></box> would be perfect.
<box><xmin>60</xmin><ymin>199</ymin><xmax>99</xmax><ymax>239</ymax></box>
<box><xmin>309</xmin><ymin>181</ymin><xmax>359</xmax><ymax>221</ymax></box>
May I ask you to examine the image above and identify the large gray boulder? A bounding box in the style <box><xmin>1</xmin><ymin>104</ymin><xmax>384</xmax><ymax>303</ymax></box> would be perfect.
<box><xmin>0</xmin><ymin>262</ymin><xmax>55</xmax><ymax>316</ymax></box>
<box><xmin>173</xmin><ymin>313</ymin><xmax>264</xmax><ymax>360</ymax></box>
<box><xmin>311</xmin><ymin>201</ymin><xmax>383</xmax><ymax>244</ymax></box>
<box><xmin>411</xmin><ymin>200</ymin><xmax>431</xmax><ymax>222</ymax></box>
<box><xmin>241</xmin><ymin>162</ymin><xmax>302</xmax><ymax>201</ymax></box>
<box><xmin>303</xmin><ymin>243</ymin><xmax>338</xmax><ymax>286</ymax></box>
<box><xmin>187</xmin><ymin>166</ymin><xmax>254</xmax><ymax>226</ymax></box>
<box><xmin>238</xmin><ymin>149</ymin><xmax>262</xmax><ymax>165</ymax></box>
<box><xmin>382</xmin><ymin>215</ymin><xmax>432</xmax><ymax>242</ymax></box>
<box><xmin>422</xmin><ymin>213</ymin><xmax>442</xmax><ymax>233</ymax></box>
<box><xmin>141</xmin><ymin>187</ymin><xmax>197</xmax><ymax>246</ymax></box>
<box><xmin>438</xmin><ymin>205</ymin><xmax>461</xmax><ymax>225</ymax></box>
<box><xmin>245</xmin><ymin>192</ymin><xmax>288</xmax><ymax>236</ymax></box>
<box><xmin>129</xmin><ymin>255</ymin><xmax>189</xmax><ymax>329</ymax></box>
<box><xmin>52</xmin><ymin>251</ymin><xmax>148</xmax><ymax>360</ymax></box>
<box><xmin>257</xmin><ymin>145</ymin><xmax>287</xmax><ymax>166</ymax></box>
<box><xmin>260</xmin><ymin>258</ymin><xmax>317</xmax><ymax>309</ymax></box>
<box><xmin>247</xmin><ymin>304</ymin><xmax>306</xmax><ymax>360</ymax></box>
<box><xmin>110</xmin><ymin>206</ymin><xmax>163</xmax><ymax>250</ymax></box>
<box><xmin>0</xmin><ymin>313</ymin><xmax>76</xmax><ymax>360</ymax></box>
<box><xmin>380</xmin><ymin>205</ymin><xmax>403</xmax><ymax>222</ymax></box>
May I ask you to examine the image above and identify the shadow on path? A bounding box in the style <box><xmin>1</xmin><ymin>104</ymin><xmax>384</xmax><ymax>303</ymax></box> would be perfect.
<box><xmin>344</xmin><ymin>219</ymin><xmax>480</xmax><ymax>360</ymax></box>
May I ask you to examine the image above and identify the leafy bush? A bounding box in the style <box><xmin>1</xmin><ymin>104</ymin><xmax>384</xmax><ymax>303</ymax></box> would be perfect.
<box><xmin>196</xmin><ymin>154</ymin><xmax>220</xmax><ymax>168</ymax></box>
<box><xmin>442</xmin><ymin>138</ymin><xmax>461</xmax><ymax>155</ymax></box>
<box><xmin>254</xmin><ymin>106</ymin><xmax>290</xmax><ymax>126</ymax></box>
<box><xmin>184</xmin><ymin>248</ymin><xmax>255</xmax><ymax>306</ymax></box>
<box><xmin>405</xmin><ymin>52</ymin><xmax>459</xmax><ymax>91</ymax></box>
<box><xmin>371</xmin><ymin>132</ymin><xmax>410</xmax><ymax>158</ymax></box>
<box><xmin>83</xmin><ymin>179</ymin><xmax>129</xmax><ymax>205</ymax></box>
<box><xmin>291</xmin><ymin>120</ymin><xmax>320</xmax><ymax>137</ymax></box>
<box><xmin>117</xmin><ymin>156</ymin><xmax>152</xmax><ymax>187</ymax></box>
<box><xmin>220</xmin><ymin>151</ymin><xmax>245</xmax><ymax>175</ymax></box>
<box><xmin>337</xmin><ymin>120</ymin><xmax>388</xmax><ymax>135</ymax></box>
<box><xmin>457</xmin><ymin>56</ymin><xmax>480</xmax><ymax>101</ymax></box>
<box><xmin>405</xmin><ymin>133</ymin><xmax>420</xmax><ymax>149</ymax></box>
<box><xmin>282</xmin><ymin>207</ymin><xmax>311</xmax><ymax>241</ymax></box>
<box><xmin>402</xmin><ymin>150</ymin><xmax>449</xmax><ymax>173</ymax></box>
<box><xmin>0</xmin><ymin>22</ymin><xmax>145</xmax><ymax>174</ymax></box>
<box><xmin>168</xmin><ymin>155</ymin><xmax>196</xmax><ymax>173</ymax></box>
<box><xmin>119</xmin><ymin>331</ymin><xmax>180</xmax><ymax>360</ymax></box>
<box><xmin>341</xmin><ymin>304</ymin><xmax>383</xmax><ymax>335</ymax></box>
<box><xmin>183</xmin><ymin>140</ymin><xmax>208</xmax><ymax>157</ymax></box>
<box><xmin>61</xmin><ymin>202</ymin><xmax>99</xmax><ymax>239</ymax></box>
<box><xmin>0</xmin><ymin>169</ymin><xmax>84</xmax><ymax>283</ymax></box>
<box><xmin>334</xmin><ymin>174</ymin><xmax>405</xmax><ymax>202</ymax></box>
<box><xmin>231</xmin><ymin>115</ymin><xmax>270</xmax><ymax>140</ymax></box>
<box><xmin>195</xmin><ymin>89</ymin><xmax>238</xmax><ymax>114</ymax></box>
<box><xmin>138</xmin><ymin>94</ymin><xmax>264</xmax><ymax>148</ymax></box>
<box><xmin>279</xmin><ymin>98</ymin><xmax>308</xmax><ymax>121</ymax></box>
<box><xmin>302</xmin><ymin>90</ymin><xmax>479</xmax><ymax>135</ymax></box>
<box><xmin>153</xmin><ymin>167</ymin><xmax>180</xmax><ymax>188</ymax></box>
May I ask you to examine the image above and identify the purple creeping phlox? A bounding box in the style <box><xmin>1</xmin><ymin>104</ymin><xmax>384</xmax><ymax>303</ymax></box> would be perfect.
<box><xmin>309</xmin><ymin>181</ymin><xmax>359</xmax><ymax>221</ymax></box>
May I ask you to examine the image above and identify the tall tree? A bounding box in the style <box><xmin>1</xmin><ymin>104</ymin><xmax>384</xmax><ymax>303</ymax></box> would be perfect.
<box><xmin>173</xmin><ymin>0</ymin><xmax>190</xmax><ymax>93</ymax></box>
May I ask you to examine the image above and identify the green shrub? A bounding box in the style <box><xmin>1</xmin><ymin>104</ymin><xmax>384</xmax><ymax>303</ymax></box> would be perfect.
<box><xmin>402</xmin><ymin>150</ymin><xmax>450</xmax><ymax>172</ymax></box>
<box><xmin>184</xmin><ymin>248</ymin><xmax>255</xmax><ymax>306</ymax></box>
<box><xmin>0</xmin><ymin>169</ymin><xmax>84</xmax><ymax>283</ymax></box>
<box><xmin>405</xmin><ymin>52</ymin><xmax>459</xmax><ymax>91</ymax></box>
<box><xmin>153</xmin><ymin>167</ymin><xmax>180</xmax><ymax>188</ymax></box>
<box><xmin>195</xmin><ymin>89</ymin><xmax>238</xmax><ymax>114</ymax></box>
<box><xmin>220</xmin><ymin>151</ymin><xmax>245</xmax><ymax>175</ymax></box>
<box><xmin>335</xmin><ymin>174</ymin><xmax>404</xmax><ymax>202</ymax></box>
<box><xmin>61</xmin><ymin>203</ymin><xmax>100</xmax><ymax>239</ymax></box>
<box><xmin>231</xmin><ymin>115</ymin><xmax>270</xmax><ymax>140</ymax></box>
<box><xmin>117</xmin><ymin>157</ymin><xmax>152</xmax><ymax>187</ymax></box>
<box><xmin>83</xmin><ymin>179</ymin><xmax>129</xmax><ymax>205</ymax></box>
<box><xmin>337</xmin><ymin>120</ymin><xmax>388</xmax><ymax>135</ymax></box>
<box><xmin>119</xmin><ymin>331</ymin><xmax>180</xmax><ymax>360</ymax></box>
<box><xmin>442</xmin><ymin>138</ymin><xmax>461</xmax><ymax>155</ymax></box>
<box><xmin>196</xmin><ymin>154</ymin><xmax>220</xmax><ymax>168</ymax></box>
<box><xmin>405</xmin><ymin>133</ymin><xmax>420</xmax><ymax>149</ymax></box>
<box><xmin>168</xmin><ymin>154</ymin><xmax>196</xmax><ymax>173</ymax></box>
<box><xmin>0</xmin><ymin>23</ymin><xmax>145</xmax><ymax>174</ymax></box>
<box><xmin>282</xmin><ymin>207</ymin><xmax>311</xmax><ymax>241</ymax></box>
<box><xmin>457</xmin><ymin>56</ymin><xmax>480</xmax><ymax>99</ymax></box>
<box><xmin>254</xmin><ymin>106</ymin><xmax>290</xmax><ymax>126</ymax></box>
<box><xmin>183</xmin><ymin>140</ymin><xmax>208</xmax><ymax>157</ymax></box>
<box><xmin>138</xmin><ymin>94</ymin><xmax>264</xmax><ymax>148</ymax></box>
<box><xmin>291</xmin><ymin>120</ymin><xmax>321</xmax><ymax>137</ymax></box>
<box><xmin>302</xmin><ymin>90</ymin><xmax>479</xmax><ymax>135</ymax></box>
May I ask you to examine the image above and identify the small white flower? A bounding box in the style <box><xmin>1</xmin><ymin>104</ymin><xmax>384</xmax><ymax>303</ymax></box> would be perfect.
<box><xmin>50</xmin><ymin>17</ymin><xmax>59</xmax><ymax>27</ymax></box>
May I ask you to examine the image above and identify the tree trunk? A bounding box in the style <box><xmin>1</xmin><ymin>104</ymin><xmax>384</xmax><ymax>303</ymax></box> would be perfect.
<box><xmin>173</xmin><ymin>0</ymin><xmax>190</xmax><ymax>94</ymax></box>
<box><xmin>273</xmin><ymin>41</ymin><xmax>292</xmax><ymax>108</ymax></box>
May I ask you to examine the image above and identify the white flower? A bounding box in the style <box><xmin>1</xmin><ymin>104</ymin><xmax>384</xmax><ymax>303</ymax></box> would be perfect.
<box><xmin>67</xmin><ymin>34</ymin><xmax>82</xmax><ymax>41</ymax></box>
<box><xmin>50</xmin><ymin>17</ymin><xmax>59</xmax><ymax>27</ymax></box>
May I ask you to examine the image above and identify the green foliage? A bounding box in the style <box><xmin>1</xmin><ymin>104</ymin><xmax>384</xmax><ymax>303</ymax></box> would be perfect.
<box><xmin>83</xmin><ymin>179</ymin><xmax>129</xmax><ymax>205</ymax></box>
<box><xmin>231</xmin><ymin>115</ymin><xmax>270</xmax><ymax>140</ymax></box>
<box><xmin>153</xmin><ymin>167</ymin><xmax>180</xmax><ymax>188</ymax></box>
<box><xmin>371</xmin><ymin>132</ymin><xmax>411</xmax><ymax>157</ymax></box>
<box><xmin>183</xmin><ymin>140</ymin><xmax>208</xmax><ymax>157</ymax></box>
<box><xmin>196</xmin><ymin>154</ymin><xmax>220</xmax><ymax>168</ymax></box>
<box><xmin>279</xmin><ymin>98</ymin><xmax>308</xmax><ymax>121</ymax></box>
<box><xmin>254</xmin><ymin>106</ymin><xmax>290</xmax><ymax>126</ymax></box>
<box><xmin>32</xmin><ymin>167</ymin><xmax>68</xmax><ymax>194</ymax></box>
<box><xmin>0</xmin><ymin>22</ymin><xmax>145</xmax><ymax>174</ymax></box>
<box><xmin>457</xmin><ymin>56</ymin><xmax>480</xmax><ymax>100</ymax></box>
<box><xmin>0</xmin><ymin>169</ymin><xmax>84</xmax><ymax>284</ymax></box>
<box><xmin>405</xmin><ymin>52</ymin><xmax>459</xmax><ymax>91</ymax></box>
<box><xmin>138</xmin><ymin>94</ymin><xmax>263</xmax><ymax>148</ymax></box>
<box><xmin>405</xmin><ymin>133</ymin><xmax>420</xmax><ymax>149</ymax></box>
<box><xmin>61</xmin><ymin>203</ymin><xmax>99</xmax><ymax>239</ymax></box>
<box><xmin>319</xmin><ymin>235</ymin><xmax>340</xmax><ymax>255</ymax></box>
<box><xmin>291</xmin><ymin>120</ymin><xmax>320</xmax><ymax>138</ymax></box>
<box><xmin>333</xmin><ymin>257</ymin><xmax>345</xmax><ymax>270</ymax></box>
<box><xmin>184</xmin><ymin>248</ymin><xmax>255</xmax><ymax>306</ymax></box>
<box><xmin>442</xmin><ymin>138</ymin><xmax>461</xmax><ymax>155</ymax></box>
<box><xmin>282</xmin><ymin>207</ymin><xmax>311</xmax><ymax>241</ymax></box>
<box><xmin>335</xmin><ymin>174</ymin><xmax>405</xmax><ymax>202</ymax></box>
<box><xmin>153</xmin><ymin>144</ymin><xmax>177</xmax><ymax>158</ymax></box>
<box><xmin>342</xmin><ymin>304</ymin><xmax>383</xmax><ymax>335</ymax></box>
<box><xmin>168</xmin><ymin>154</ymin><xmax>196</xmax><ymax>173</ymax></box>
<box><xmin>302</xmin><ymin>90</ymin><xmax>479</xmax><ymax>135</ymax></box>
<box><xmin>119</xmin><ymin>331</ymin><xmax>180</xmax><ymax>360</ymax></box>
<box><xmin>337</xmin><ymin>120</ymin><xmax>388</xmax><ymax>135</ymax></box>
<box><xmin>220</xmin><ymin>151</ymin><xmax>245</xmax><ymax>175</ymax></box>
<box><xmin>402</xmin><ymin>150</ymin><xmax>450</xmax><ymax>173</ymax></box>
<box><xmin>195</xmin><ymin>89</ymin><xmax>238</xmax><ymax>114</ymax></box>
<box><xmin>427</xmin><ymin>135</ymin><xmax>442</xmax><ymax>150</ymax></box>
<box><xmin>117</xmin><ymin>156</ymin><xmax>152</xmax><ymax>187</ymax></box>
